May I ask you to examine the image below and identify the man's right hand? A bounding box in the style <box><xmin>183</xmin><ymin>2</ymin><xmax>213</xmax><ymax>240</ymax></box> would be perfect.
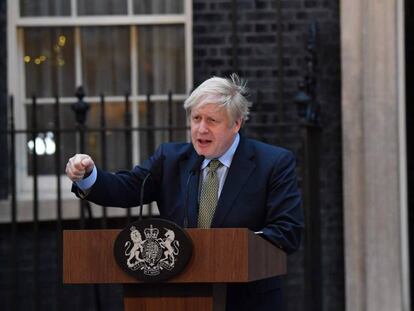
<box><xmin>65</xmin><ymin>154</ymin><xmax>95</xmax><ymax>182</ymax></box>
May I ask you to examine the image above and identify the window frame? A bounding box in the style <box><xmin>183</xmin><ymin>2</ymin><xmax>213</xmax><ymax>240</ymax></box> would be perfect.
<box><xmin>5</xmin><ymin>0</ymin><xmax>193</xmax><ymax>219</ymax></box>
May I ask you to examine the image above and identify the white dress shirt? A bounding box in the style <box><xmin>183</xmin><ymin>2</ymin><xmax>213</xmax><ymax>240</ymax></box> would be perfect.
<box><xmin>199</xmin><ymin>133</ymin><xmax>240</xmax><ymax>198</ymax></box>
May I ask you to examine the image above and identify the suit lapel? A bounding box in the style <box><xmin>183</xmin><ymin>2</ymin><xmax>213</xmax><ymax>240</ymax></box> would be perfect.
<box><xmin>211</xmin><ymin>138</ymin><xmax>256</xmax><ymax>227</ymax></box>
<box><xmin>179</xmin><ymin>148</ymin><xmax>201</xmax><ymax>228</ymax></box>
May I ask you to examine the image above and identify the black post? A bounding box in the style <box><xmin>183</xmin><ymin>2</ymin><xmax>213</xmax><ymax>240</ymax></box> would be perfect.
<box><xmin>124</xmin><ymin>93</ymin><xmax>132</xmax><ymax>222</ymax></box>
<box><xmin>168</xmin><ymin>91</ymin><xmax>173</xmax><ymax>141</ymax></box>
<box><xmin>54</xmin><ymin>95</ymin><xmax>63</xmax><ymax>310</ymax></box>
<box><xmin>9</xmin><ymin>95</ymin><xmax>18</xmax><ymax>310</ymax></box>
<box><xmin>72</xmin><ymin>86</ymin><xmax>90</xmax><ymax>228</ymax></box>
<box><xmin>295</xmin><ymin>22</ymin><xmax>319</xmax><ymax>124</ymax></box>
<box><xmin>100</xmin><ymin>94</ymin><xmax>108</xmax><ymax>228</ymax></box>
<box><xmin>31</xmin><ymin>95</ymin><xmax>40</xmax><ymax>311</ymax></box>
<box><xmin>146</xmin><ymin>93</ymin><xmax>154</xmax><ymax>217</ymax></box>
<box><xmin>301</xmin><ymin>124</ymin><xmax>322</xmax><ymax>311</ymax></box>
<box><xmin>72</xmin><ymin>88</ymin><xmax>102</xmax><ymax>311</ymax></box>
<box><xmin>294</xmin><ymin>21</ymin><xmax>322</xmax><ymax>311</ymax></box>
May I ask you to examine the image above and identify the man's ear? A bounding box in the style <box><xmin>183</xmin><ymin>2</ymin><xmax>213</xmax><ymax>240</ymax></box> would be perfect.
<box><xmin>233</xmin><ymin>118</ymin><xmax>243</xmax><ymax>132</ymax></box>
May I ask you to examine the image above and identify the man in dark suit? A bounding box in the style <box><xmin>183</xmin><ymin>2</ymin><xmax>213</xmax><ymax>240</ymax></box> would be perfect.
<box><xmin>66</xmin><ymin>74</ymin><xmax>304</xmax><ymax>311</ymax></box>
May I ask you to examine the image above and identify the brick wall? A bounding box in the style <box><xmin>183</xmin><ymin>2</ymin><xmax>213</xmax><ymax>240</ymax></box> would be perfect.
<box><xmin>193</xmin><ymin>0</ymin><xmax>343</xmax><ymax>310</ymax></box>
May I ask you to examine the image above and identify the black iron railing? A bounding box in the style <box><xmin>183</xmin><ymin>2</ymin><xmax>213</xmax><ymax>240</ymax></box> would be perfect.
<box><xmin>2</xmin><ymin>69</ymin><xmax>319</xmax><ymax>310</ymax></box>
<box><xmin>3</xmin><ymin>90</ymin><xmax>189</xmax><ymax>310</ymax></box>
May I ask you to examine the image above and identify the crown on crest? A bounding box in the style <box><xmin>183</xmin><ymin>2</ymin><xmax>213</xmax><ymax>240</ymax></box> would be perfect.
<box><xmin>144</xmin><ymin>225</ymin><xmax>159</xmax><ymax>239</ymax></box>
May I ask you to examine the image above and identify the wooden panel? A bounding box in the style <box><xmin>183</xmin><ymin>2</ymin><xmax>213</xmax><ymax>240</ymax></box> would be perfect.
<box><xmin>122</xmin><ymin>283</ymin><xmax>224</xmax><ymax>311</ymax></box>
<box><xmin>184</xmin><ymin>229</ymin><xmax>248</xmax><ymax>282</ymax></box>
<box><xmin>123</xmin><ymin>297</ymin><xmax>213</xmax><ymax>311</ymax></box>
<box><xmin>63</xmin><ymin>228</ymin><xmax>285</xmax><ymax>284</ymax></box>
<box><xmin>63</xmin><ymin>229</ymin><xmax>125</xmax><ymax>283</ymax></box>
<box><xmin>248</xmin><ymin>232</ymin><xmax>286</xmax><ymax>281</ymax></box>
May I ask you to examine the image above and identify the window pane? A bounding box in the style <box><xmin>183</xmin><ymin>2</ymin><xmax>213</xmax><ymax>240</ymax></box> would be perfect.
<box><xmin>77</xmin><ymin>0</ymin><xmax>127</xmax><ymax>15</ymax></box>
<box><xmin>24</xmin><ymin>28</ymin><xmax>75</xmax><ymax>98</ymax></box>
<box><xmin>137</xmin><ymin>100</ymin><xmax>187</xmax><ymax>160</ymax></box>
<box><xmin>81</xmin><ymin>27</ymin><xmax>130</xmax><ymax>96</ymax></box>
<box><xmin>26</xmin><ymin>104</ymin><xmax>77</xmax><ymax>176</ymax></box>
<box><xmin>133</xmin><ymin>0</ymin><xmax>183</xmax><ymax>14</ymax></box>
<box><xmin>87</xmin><ymin>102</ymin><xmax>128</xmax><ymax>171</ymax></box>
<box><xmin>20</xmin><ymin>0</ymin><xmax>70</xmax><ymax>16</ymax></box>
<box><xmin>137</xmin><ymin>26</ymin><xmax>186</xmax><ymax>95</ymax></box>
<box><xmin>25</xmin><ymin>101</ymin><xmax>132</xmax><ymax>175</ymax></box>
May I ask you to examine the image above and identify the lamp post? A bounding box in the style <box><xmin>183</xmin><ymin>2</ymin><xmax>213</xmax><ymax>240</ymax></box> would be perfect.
<box><xmin>295</xmin><ymin>21</ymin><xmax>319</xmax><ymax>125</ymax></box>
<box><xmin>72</xmin><ymin>86</ymin><xmax>91</xmax><ymax>227</ymax></box>
<box><xmin>294</xmin><ymin>21</ymin><xmax>322</xmax><ymax>311</ymax></box>
<box><xmin>72</xmin><ymin>86</ymin><xmax>90</xmax><ymax>131</ymax></box>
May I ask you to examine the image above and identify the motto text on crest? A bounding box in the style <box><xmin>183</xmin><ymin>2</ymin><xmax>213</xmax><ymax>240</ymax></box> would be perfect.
<box><xmin>124</xmin><ymin>224</ymin><xmax>180</xmax><ymax>276</ymax></box>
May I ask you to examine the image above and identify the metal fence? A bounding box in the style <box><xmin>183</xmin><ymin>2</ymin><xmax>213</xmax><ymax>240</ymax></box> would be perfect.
<box><xmin>3</xmin><ymin>89</ymin><xmax>190</xmax><ymax>311</ymax></box>
<box><xmin>2</xmin><ymin>68</ymin><xmax>322</xmax><ymax>310</ymax></box>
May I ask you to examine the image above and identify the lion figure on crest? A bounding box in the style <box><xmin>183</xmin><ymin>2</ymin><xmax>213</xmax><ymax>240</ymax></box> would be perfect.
<box><xmin>125</xmin><ymin>226</ymin><xmax>144</xmax><ymax>268</ymax></box>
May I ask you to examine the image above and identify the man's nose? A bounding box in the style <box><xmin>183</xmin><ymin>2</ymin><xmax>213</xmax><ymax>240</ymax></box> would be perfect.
<box><xmin>197</xmin><ymin>120</ymin><xmax>209</xmax><ymax>133</ymax></box>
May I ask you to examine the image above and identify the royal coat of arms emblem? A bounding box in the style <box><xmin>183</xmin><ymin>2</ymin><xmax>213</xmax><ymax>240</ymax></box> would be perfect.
<box><xmin>114</xmin><ymin>218</ymin><xmax>192</xmax><ymax>282</ymax></box>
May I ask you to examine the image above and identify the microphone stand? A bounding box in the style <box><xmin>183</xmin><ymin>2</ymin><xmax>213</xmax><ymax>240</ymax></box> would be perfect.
<box><xmin>139</xmin><ymin>172</ymin><xmax>152</xmax><ymax>221</ymax></box>
<box><xmin>183</xmin><ymin>155</ymin><xmax>205</xmax><ymax>228</ymax></box>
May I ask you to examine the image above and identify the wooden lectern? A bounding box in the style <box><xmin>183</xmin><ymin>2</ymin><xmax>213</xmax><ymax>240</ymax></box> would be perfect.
<box><xmin>63</xmin><ymin>228</ymin><xmax>286</xmax><ymax>311</ymax></box>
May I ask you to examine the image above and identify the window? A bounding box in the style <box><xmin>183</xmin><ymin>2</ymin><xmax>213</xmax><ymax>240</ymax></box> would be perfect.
<box><xmin>7</xmin><ymin>0</ymin><xmax>193</xmax><ymax>202</ymax></box>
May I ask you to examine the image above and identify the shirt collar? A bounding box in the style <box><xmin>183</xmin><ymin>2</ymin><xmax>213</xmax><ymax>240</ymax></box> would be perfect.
<box><xmin>201</xmin><ymin>133</ymin><xmax>240</xmax><ymax>169</ymax></box>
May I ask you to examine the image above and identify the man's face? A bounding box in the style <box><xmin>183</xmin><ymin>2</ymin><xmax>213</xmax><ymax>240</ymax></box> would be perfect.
<box><xmin>190</xmin><ymin>102</ymin><xmax>242</xmax><ymax>159</ymax></box>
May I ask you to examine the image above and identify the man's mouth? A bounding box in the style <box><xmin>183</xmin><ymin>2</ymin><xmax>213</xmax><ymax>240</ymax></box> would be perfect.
<box><xmin>197</xmin><ymin>138</ymin><xmax>212</xmax><ymax>146</ymax></box>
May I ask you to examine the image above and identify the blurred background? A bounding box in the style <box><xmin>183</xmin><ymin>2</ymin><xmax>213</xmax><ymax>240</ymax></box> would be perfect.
<box><xmin>0</xmin><ymin>0</ymin><xmax>412</xmax><ymax>310</ymax></box>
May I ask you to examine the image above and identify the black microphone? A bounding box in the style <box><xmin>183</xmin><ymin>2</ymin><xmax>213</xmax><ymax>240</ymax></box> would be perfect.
<box><xmin>139</xmin><ymin>155</ymin><xmax>165</xmax><ymax>220</ymax></box>
<box><xmin>183</xmin><ymin>155</ymin><xmax>205</xmax><ymax>228</ymax></box>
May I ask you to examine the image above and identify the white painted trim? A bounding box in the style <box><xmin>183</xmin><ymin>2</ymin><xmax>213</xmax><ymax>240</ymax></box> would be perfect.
<box><xmin>127</xmin><ymin>0</ymin><xmax>133</xmax><ymax>16</ymax></box>
<box><xmin>7</xmin><ymin>0</ymin><xmax>26</xmax><ymax>198</ymax></box>
<box><xmin>15</xmin><ymin>15</ymin><xmax>187</xmax><ymax>27</ymax></box>
<box><xmin>74</xmin><ymin>27</ymin><xmax>82</xmax><ymax>87</ymax></box>
<box><xmin>131</xmin><ymin>25</ymin><xmax>139</xmax><ymax>98</ymax></box>
<box><xmin>71</xmin><ymin>0</ymin><xmax>76</xmax><ymax>17</ymax></box>
<box><xmin>396</xmin><ymin>0</ymin><xmax>411</xmax><ymax>309</ymax></box>
<box><xmin>7</xmin><ymin>1</ymin><xmax>30</xmax><ymax>198</ymax></box>
<box><xmin>0</xmin><ymin>196</ymin><xmax>145</xmax><ymax>223</ymax></box>
<box><xmin>341</xmin><ymin>0</ymin><xmax>411</xmax><ymax>309</ymax></box>
<box><xmin>5</xmin><ymin>0</ymin><xmax>193</xmax><ymax>222</ymax></box>
<box><xmin>131</xmin><ymin>25</ymin><xmax>140</xmax><ymax>164</ymax></box>
<box><xmin>15</xmin><ymin>29</ymin><xmax>31</xmax><ymax>196</ymax></box>
<box><xmin>22</xmin><ymin>94</ymin><xmax>188</xmax><ymax>105</ymax></box>
<box><xmin>7</xmin><ymin>0</ymin><xmax>18</xmax><ymax>106</ymax></box>
<box><xmin>16</xmin><ymin>29</ymin><xmax>25</xmax><ymax>125</ymax></box>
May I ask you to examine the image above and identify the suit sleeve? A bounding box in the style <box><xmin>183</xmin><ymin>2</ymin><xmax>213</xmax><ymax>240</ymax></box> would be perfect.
<box><xmin>71</xmin><ymin>146</ymin><xmax>165</xmax><ymax>208</ymax></box>
<box><xmin>261</xmin><ymin>150</ymin><xmax>304</xmax><ymax>254</ymax></box>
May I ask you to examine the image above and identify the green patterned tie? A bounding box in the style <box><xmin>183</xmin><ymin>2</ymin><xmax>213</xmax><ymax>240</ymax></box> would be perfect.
<box><xmin>197</xmin><ymin>159</ymin><xmax>222</xmax><ymax>228</ymax></box>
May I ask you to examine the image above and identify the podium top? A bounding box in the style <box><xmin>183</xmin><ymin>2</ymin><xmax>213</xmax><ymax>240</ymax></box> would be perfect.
<box><xmin>63</xmin><ymin>228</ymin><xmax>286</xmax><ymax>284</ymax></box>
